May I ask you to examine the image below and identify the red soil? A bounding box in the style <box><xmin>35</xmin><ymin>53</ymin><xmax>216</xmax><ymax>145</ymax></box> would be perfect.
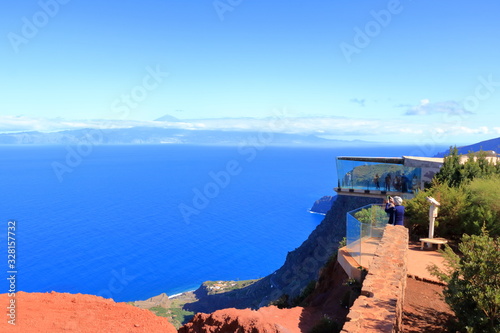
<box><xmin>0</xmin><ymin>291</ymin><xmax>177</xmax><ymax>333</ymax></box>
<box><xmin>179</xmin><ymin>305</ymin><xmax>319</xmax><ymax>333</ymax></box>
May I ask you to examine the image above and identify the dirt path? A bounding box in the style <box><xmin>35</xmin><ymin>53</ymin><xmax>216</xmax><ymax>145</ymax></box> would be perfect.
<box><xmin>402</xmin><ymin>277</ymin><xmax>457</xmax><ymax>332</ymax></box>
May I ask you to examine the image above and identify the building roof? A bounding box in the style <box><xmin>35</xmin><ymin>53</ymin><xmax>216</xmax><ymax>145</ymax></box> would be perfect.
<box><xmin>336</xmin><ymin>156</ymin><xmax>444</xmax><ymax>166</ymax></box>
<box><xmin>402</xmin><ymin>156</ymin><xmax>444</xmax><ymax>163</ymax></box>
<box><xmin>336</xmin><ymin>156</ymin><xmax>404</xmax><ymax>164</ymax></box>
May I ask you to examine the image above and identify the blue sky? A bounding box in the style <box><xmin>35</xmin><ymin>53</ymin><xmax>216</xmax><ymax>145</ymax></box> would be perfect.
<box><xmin>1</xmin><ymin>0</ymin><xmax>500</xmax><ymax>146</ymax></box>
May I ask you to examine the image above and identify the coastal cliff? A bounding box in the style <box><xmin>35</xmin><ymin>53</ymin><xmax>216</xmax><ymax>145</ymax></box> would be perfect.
<box><xmin>184</xmin><ymin>194</ymin><xmax>381</xmax><ymax>313</ymax></box>
<box><xmin>309</xmin><ymin>195</ymin><xmax>336</xmax><ymax>214</ymax></box>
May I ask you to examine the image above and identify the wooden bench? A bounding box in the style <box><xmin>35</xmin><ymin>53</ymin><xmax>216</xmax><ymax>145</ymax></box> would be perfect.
<box><xmin>419</xmin><ymin>237</ymin><xmax>448</xmax><ymax>250</ymax></box>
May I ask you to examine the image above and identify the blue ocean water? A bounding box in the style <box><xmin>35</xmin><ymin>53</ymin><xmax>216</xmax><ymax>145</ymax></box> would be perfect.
<box><xmin>0</xmin><ymin>144</ymin><xmax>443</xmax><ymax>302</ymax></box>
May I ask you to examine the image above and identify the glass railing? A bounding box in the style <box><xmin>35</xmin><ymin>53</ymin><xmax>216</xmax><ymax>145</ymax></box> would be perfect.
<box><xmin>336</xmin><ymin>158</ymin><xmax>421</xmax><ymax>197</ymax></box>
<box><xmin>346</xmin><ymin>204</ymin><xmax>388</xmax><ymax>268</ymax></box>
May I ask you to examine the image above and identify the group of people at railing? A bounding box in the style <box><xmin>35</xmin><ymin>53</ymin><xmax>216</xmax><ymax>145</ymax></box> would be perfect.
<box><xmin>342</xmin><ymin>171</ymin><xmax>419</xmax><ymax>193</ymax></box>
<box><xmin>375</xmin><ymin>173</ymin><xmax>418</xmax><ymax>192</ymax></box>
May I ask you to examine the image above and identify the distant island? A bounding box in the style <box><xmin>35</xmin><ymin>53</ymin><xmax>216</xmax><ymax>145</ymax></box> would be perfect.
<box><xmin>0</xmin><ymin>126</ymin><xmax>378</xmax><ymax>147</ymax></box>
<box><xmin>435</xmin><ymin>137</ymin><xmax>500</xmax><ymax>157</ymax></box>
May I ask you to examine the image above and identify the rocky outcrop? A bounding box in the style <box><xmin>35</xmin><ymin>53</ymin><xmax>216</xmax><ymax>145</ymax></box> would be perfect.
<box><xmin>309</xmin><ymin>195</ymin><xmax>336</xmax><ymax>214</ymax></box>
<box><xmin>185</xmin><ymin>195</ymin><xmax>382</xmax><ymax>313</ymax></box>
<box><xmin>134</xmin><ymin>292</ymin><xmax>171</xmax><ymax>309</ymax></box>
<box><xmin>179</xmin><ymin>305</ymin><xmax>319</xmax><ymax>333</ymax></box>
<box><xmin>0</xmin><ymin>291</ymin><xmax>177</xmax><ymax>333</ymax></box>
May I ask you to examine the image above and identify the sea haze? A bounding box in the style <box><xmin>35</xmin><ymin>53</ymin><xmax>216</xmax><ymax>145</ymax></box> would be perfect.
<box><xmin>0</xmin><ymin>144</ymin><xmax>444</xmax><ymax>302</ymax></box>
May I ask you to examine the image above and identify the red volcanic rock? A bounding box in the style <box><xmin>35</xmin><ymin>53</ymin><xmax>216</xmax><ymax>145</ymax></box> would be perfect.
<box><xmin>179</xmin><ymin>305</ymin><xmax>319</xmax><ymax>333</ymax></box>
<box><xmin>0</xmin><ymin>291</ymin><xmax>177</xmax><ymax>333</ymax></box>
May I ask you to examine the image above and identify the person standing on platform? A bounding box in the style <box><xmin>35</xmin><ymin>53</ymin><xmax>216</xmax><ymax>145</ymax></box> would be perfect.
<box><xmin>401</xmin><ymin>173</ymin><xmax>409</xmax><ymax>192</ymax></box>
<box><xmin>374</xmin><ymin>174</ymin><xmax>380</xmax><ymax>190</ymax></box>
<box><xmin>385</xmin><ymin>196</ymin><xmax>405</xmax><ymax>226</ymax></box>
<box><xmin>385</xmin><ymin>173</ymin><xmax>391</xmax><ymax>191</ymax></box>
<box><xmin>411</xmin><ymin>175</ymin><xmax>418</xmax><ymax>192</ymax></box>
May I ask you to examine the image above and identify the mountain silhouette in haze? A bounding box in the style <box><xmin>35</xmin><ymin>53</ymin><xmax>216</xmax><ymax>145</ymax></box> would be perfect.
<box><xmin>154</xmin><ymin>115</ymin><xmax>181</xmax><ymax>122</ymax></box>
<box><xmin>435</xmin><ymin>137</ymin><xmax>500</xmax><ymax>157</ymax></box>
<box><xmin>0</xmin><ymin>126</ymin><xmax>363</xmax><ymax>146</ymax></box>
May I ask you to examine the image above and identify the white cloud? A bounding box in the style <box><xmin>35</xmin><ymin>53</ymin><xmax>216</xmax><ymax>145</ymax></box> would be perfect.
<box><xmin>0</xmin><ymin>116</ymin><xmax>203</xmax><ymax>133</ymax></box>
<box><xmin>454</xmin><ymin>126</ymin><xmax>489</xmax><ymax>134</ymax></box>
<box><xmin>349</xmin><ymin>98</ymin><xmax>366</xmax><ymax>107</ymax></box>
<box><xmin>404</xmin><ymin>100</ymin><xmax>471</xmax><ymax>116</ymax></box>
<box><xmin>0</xmin><ymin>114</ymin><xmax>495</xmax><ymax>144</ymax></box>
<box><xmin>427</xmin><ymin>125</ymin><xmax>491</xmax><ymax>135</ymax></box>
<box><xmin>399</xmin><ymin>128</ymin><xmax>424</xmax><ymax>135</ymax></box>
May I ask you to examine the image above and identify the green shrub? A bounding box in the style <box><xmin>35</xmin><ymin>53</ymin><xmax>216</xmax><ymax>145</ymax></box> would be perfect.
<box><xmin>309</xmin><ymin>315</ymin><xmax>341</xmax><ymax>333</ymax></box>
<box><xmin>270</xmin><ymin>294</ymin><xmax>290</xmax><ymax>309</ymax></box>
<box><xmin>149</xmin><ymin>306</ymin><xmax>194</xmax><ymax>329</ymax></box>
<box><xmin>464</xmin><ymin>176</ymin><xmax>500</xmax><ymax>237</ymax></box>
<box><xmin>327</xmin><ymin>238</ymin><xmax>347</xmax><ymax>266</ymax></box>
<box><xmin>338</xmin><ymin>237</ymin><xmax>346</xmax><ymax>248</ymax></box>
<box><xmin>340</xmin><ymin>277</ymin><xmax>364</xmax><ymax>309</ymax></box>
<box><xmin>406</xmin><ymin>175</ymin><xmax>500</xmax><ymax>239</ymax></box>
<box><xmin>429</xmin><ymin>230</ymin><xmax>500</xmax><ymax>332</ymax></box>
<box><xmin>292</xmin><ymin>280</ymin><xmax>316</xmax><ymax>306</ymax></box>
<box><xmin>353</xmin><ymin>205</ymin><xmax>387</xmax><ymax>226</ymax></box>
<box><xmin>405</xmin><ymin>182</ymin><xmax>468</xmax><ymax>239</ymax></box>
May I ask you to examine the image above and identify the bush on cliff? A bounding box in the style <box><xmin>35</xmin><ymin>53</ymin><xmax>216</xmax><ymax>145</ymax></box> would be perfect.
<box><xmin>270</xmin><ymin>279</ymin><xmax>317</xmax><ymax>308</ymax></box>
<box><xmin>465</xmin><ymin>176</ymin><xmax>500</xmax><ymax>236</ymax></box>
<box><xmin>291</xmin><ymin>280</ymin><xmax>316</xmax><ymax>307</ymax></box>
<box><xmin>405</xmin><ymin>182</ymin><xmax>468</xmax><ymax>239</ymax></box>
<box><xmin>406</xmin><ymin>147</ymin><xmax>500</xmax><ymax>239</ymax></box>
<box><xmin>429</xmin><ymin>230</ymin><xmax>500</xmax><ymax>333</ymax></box>
<box><xmin>309</xmin><ymin>315</ymin><xmax>341</xmax><ymax>333</ymax></box>
<box><xmin>406</xmin><ymin>175</ymin><xmax>500</xmax><ymax>239</ymax></box>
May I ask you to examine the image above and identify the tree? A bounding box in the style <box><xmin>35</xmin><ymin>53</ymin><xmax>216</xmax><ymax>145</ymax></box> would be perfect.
<box><xmin>429</xmin><ymin>230</ymin><xmax>500</xmax><ymax>332</ymax></box>
<box><xmin>435</xmin><ymin>146</ymin><xmax>463</xmax><ymax>187</ymax></box>
<box><xmin>435</xmin><ymin>147</ymin><xmax>500</xmax><ymax>188</ymax></box>
<box><xmin>461</xmin><ymin>152</ymin><xmax>483</xmax><ymax>182</ymax></box>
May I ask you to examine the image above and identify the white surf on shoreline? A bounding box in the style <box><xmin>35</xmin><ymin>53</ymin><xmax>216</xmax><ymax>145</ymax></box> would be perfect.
<box><xmin>168</xmin><ymin>290</ymin><xmax>196</xmax><ymax>299</ymax></box>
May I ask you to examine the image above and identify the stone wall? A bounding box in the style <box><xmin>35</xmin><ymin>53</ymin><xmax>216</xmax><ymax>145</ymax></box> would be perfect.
<box><xmin>342</xmin><ymin>225</ymin><xmax>409</xmax><ymax>333</ymax></box>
